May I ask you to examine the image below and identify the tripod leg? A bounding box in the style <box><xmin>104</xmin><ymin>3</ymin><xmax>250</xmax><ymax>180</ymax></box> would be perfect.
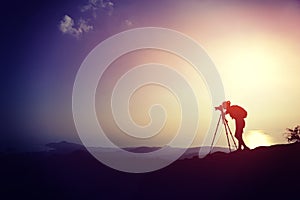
<box><xmin>225</xmin><ymin>123</ymin><xmax>238</xmax><ymax>149</ymax></box>
<box><xmin>210</xmin><ymin>114</ymin><xmax>222</xmax><ymax>153</ymax></box>
<box><xmin>223</xmin><ymin>122</ymin><xmax>232</xmax><ymax>152</ymax></box>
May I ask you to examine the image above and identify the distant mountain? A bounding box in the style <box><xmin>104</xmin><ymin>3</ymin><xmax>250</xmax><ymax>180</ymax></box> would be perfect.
<box><xmin>46</xmin><ymin>141</ymin><xmax>86</xmax><ymax>153</ymax></box>
<box><xmin>45</xmin><ymin>141</ymin><xmax>229</xmax><ymax>159</ymax></box>
<box><xmin>123</xmin><ymin>146</ymin><xmax>161</xmax><ymax>153</ymax></box>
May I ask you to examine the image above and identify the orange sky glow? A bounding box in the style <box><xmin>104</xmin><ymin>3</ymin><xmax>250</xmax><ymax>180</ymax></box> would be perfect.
<box><xmin>90</xmin><ymin>1</ymin><xmax>300</xmax><ymax>148</ymax></box>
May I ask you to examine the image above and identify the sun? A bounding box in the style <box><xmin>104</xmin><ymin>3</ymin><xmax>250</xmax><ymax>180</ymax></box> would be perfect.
<box><xmin>244</xmin><ymin>130</ymin><xmax>273</xmax><ymax>149</ymax></box>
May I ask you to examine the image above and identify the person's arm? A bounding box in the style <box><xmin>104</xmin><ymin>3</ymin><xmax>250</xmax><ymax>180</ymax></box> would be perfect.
<box><xmin>224</xmin><ymin>108</ymin><xmax>229</xmax><ymax>115</ymax></box>
<box><xmin>223</xmin><ymin>108</ymin><xmax>230</xmax><ymax>123</ymax></box>
<box><xmin>225</xmin><ymin>106</ymin><xmax>231</xmax><ymax>115</ymax></box>
<box><xmin>221</xmin><ymin>110</ymin><xmax>228</xmax><ymax>123</ymax></box>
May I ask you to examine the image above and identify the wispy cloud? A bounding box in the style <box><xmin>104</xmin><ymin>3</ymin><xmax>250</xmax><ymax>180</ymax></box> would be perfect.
<box><xmin>80</xmin><ymin>0</ymin><xmax>114</xmax><ymax>18</ymax></box>
<box><xmin>59</xmin><ymin>15</ymin><xmax>93</xmax><ymax>39</ymax></box>
<box><xmin>59</xmin><ymin>0</ymin><xmax>114</xmax><ymax>38</ymax></box>
<box><xmin>124</xmin><ymin>19</ymin><xmax>133</xmax><ymax>26</ymax></box>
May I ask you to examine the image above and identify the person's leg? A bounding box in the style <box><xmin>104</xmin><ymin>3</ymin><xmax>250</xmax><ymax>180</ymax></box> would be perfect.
<box><xmin>240</xmin><ymin>135</ymin><xmax>250</xmax><ymax>150</ymax></box>
<box><xmin>235</xmin><ymin>132</ymin><xmax>242</xmax><ymax>150</ymax></box>
<box><xmin>235</xmin><ymin>119</ymin><xmax>249</xmax><ymax>150</ymax></box>
<box><xmin>238</xmin><ymin>139</ymin><xmax>242</xmax><ymax>150</ymax></box>
<box><xmin>235</xmin><ymin>119</ymin><xmax>244</xmax><ymax>150</ymax></box>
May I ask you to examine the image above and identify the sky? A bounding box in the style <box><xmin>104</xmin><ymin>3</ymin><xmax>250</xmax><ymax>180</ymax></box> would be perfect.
<box><xmin>3</xmin><ymin>0</ymin><xmax>300</xmax><ymax>151</ymax></box>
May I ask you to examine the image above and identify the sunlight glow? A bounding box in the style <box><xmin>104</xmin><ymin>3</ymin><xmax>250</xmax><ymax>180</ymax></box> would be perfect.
<box><xmin>244</xmin><ymin>130</ymin><xmax>273</xmax><ymax>149</ymax></box>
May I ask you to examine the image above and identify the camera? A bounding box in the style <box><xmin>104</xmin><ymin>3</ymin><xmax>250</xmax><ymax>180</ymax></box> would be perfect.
<box><xmin>214</xmin><ymin>105</ymin><xmax>223</xmax><ymax>111</ymax></box>
<box><xmin>215</xmin><ymin>101</ymin><xmax>230</xmax><ymax>112</ymax></box>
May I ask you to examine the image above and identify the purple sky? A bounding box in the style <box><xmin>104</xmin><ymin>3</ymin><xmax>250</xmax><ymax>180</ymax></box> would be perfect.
<box><xmin>3</xmin><ymin>0</ymin><xmax>300</xmax><ymax>151</ymax></box>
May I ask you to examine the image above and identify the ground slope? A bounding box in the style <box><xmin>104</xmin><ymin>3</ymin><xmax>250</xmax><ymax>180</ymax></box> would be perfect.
<box><xmin>1</xmin><ymin>143</ymin><xmax>300</xmax><ymax>199</ymax></box>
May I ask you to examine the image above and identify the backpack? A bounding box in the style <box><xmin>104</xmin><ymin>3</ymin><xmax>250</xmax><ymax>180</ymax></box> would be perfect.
<box><xmin>228</xmin><ymin>105</ymin><xmax>247</xmax><ymax>119</ymax></box>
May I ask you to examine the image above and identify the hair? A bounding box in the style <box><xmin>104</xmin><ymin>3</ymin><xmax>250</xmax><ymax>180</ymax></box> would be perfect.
<box><xmin>222</xmin><ymin>101</ymin><xmax>231</xmax><ymax>108</ymax></box>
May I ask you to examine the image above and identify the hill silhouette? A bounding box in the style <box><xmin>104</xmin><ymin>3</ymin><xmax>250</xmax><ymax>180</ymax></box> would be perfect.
<box><xmin>45</xmin><ymin>141</ymin><xmax>229</xmax><ymax>159</ymax></box>
<box><xmin>46</xmin><ymin>141</ymin><xmax>86</xmax><ymax>153</ymax></box>
<box><xmin>1</xmin><ymin>142</ymin><xmax>300</xmax><ymax>199</ymax></box>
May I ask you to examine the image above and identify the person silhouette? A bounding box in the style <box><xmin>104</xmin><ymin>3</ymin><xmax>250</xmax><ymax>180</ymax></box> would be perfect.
<box><xmin>222</xmin><ymin>101</ymin><xmax>249</xmax><ymax>150</ymax></box>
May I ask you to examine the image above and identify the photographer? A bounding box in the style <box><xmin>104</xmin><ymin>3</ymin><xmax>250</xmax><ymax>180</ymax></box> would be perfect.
<box><xmin>218</xmin><ymin>101</ymin><xmax>250</xmax><ymax>151</ymax></box>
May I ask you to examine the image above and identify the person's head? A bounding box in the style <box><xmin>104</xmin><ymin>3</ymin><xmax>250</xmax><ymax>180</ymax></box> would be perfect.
<box><xmin>222</xmin><ymin>101</ymin><xmax>231</xmax><ymax>109</ymax></box>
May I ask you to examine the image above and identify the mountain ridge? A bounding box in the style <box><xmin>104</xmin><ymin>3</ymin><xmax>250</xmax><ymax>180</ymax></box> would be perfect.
<box><xmin>44</xmin><ymin>140</ymin><xmax>230</xmax><ymax>159</ymax></box>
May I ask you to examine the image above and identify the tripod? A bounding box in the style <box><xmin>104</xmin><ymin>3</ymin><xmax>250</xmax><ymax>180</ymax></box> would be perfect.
<box><xmin>210</xmin><ymin>111</ymin><xmax>237</xmax><ymax>153</ymax></box>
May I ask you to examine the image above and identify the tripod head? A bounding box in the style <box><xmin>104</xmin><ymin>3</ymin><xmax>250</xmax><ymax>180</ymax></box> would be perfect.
<box><xmin>214</xmin><ymin>104</ymin><xmax>224</xmax><ymax>112</ymax></box>
<box><xmin>214</xmin><ymin>104</ymin><xmax>227</xmax><ymax>123</ymax></box>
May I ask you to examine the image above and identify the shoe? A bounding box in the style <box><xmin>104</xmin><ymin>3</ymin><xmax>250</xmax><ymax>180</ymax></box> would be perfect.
<box><xmin>243</xmin><ymin>146</ymin><xmax>250</xmax><ymax>150</ymax></box>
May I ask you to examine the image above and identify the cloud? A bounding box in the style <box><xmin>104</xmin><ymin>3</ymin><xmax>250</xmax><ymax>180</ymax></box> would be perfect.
<box><xmin>78</xmin><ymin>18</ymin><xmax>93</xmax><ymax>33</ymax></box>
<box><xmin>59</xmin><ymin>15</ymin><xmax>93</xmax><ymax>39</ymax></box>
<box><xmin>125</xmin><ymin>19</ymin><xmax>133</xmax><ymax>26</ymax></box>
<box><xmin>80</xmin><ymin>0</ymin><xmax>114</xmax><ymax>18</ymax></box>
<box><xmin>59</xmin><ymin>0</ymin><xmax>114</xmax><ymax>39</ymax></box>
